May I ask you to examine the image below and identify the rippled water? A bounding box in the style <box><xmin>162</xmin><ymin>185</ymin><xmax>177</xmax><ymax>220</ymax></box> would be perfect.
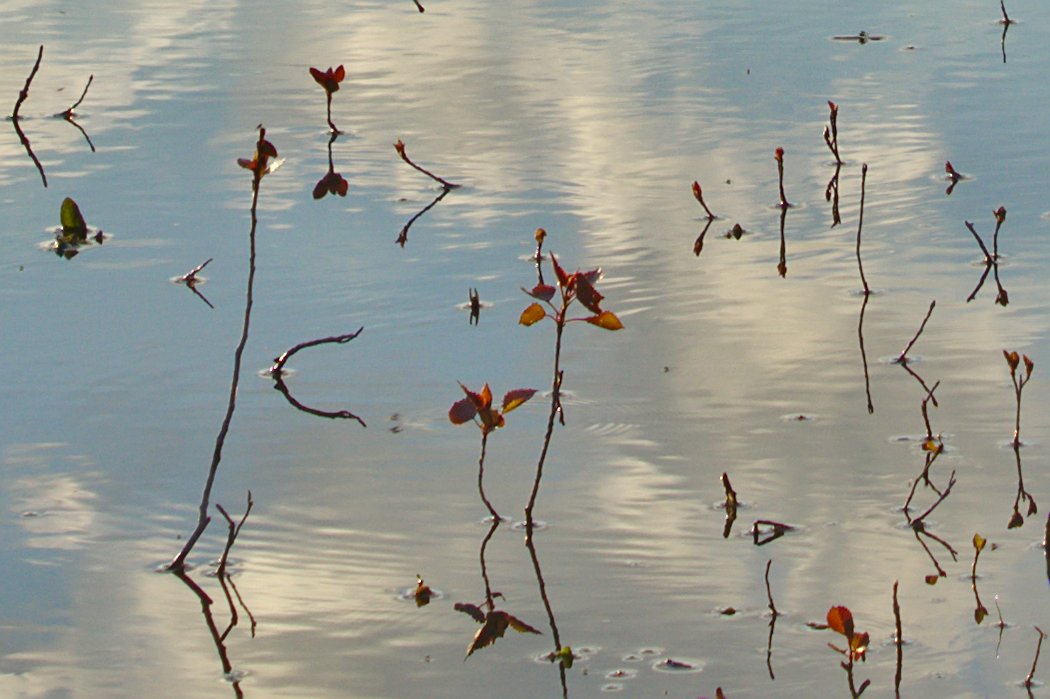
<box><xmin>2</xmin><ymin>1</ymin><xmax>1050</xmax><ymax>697</ymax></box>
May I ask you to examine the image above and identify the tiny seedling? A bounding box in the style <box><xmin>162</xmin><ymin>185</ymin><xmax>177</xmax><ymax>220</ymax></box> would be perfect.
<box><xmin>309</xmin><ymin>64</ymin><xmax>345</xmax><ymax>134</ymax></box>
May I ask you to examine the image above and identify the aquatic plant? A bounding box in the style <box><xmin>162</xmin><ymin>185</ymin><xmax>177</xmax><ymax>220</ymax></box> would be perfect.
<box><xmin>309</xmin><ymin>64</ymin><xmax>345</xmax><ymax>134</ymax></box>
<box><xmin>519</xmin><ymin>243</ymin><xmax>623</xmax><ymax>529</ymax></box>
<box><xmin>449</xmin><ymin>383</ymin><xmax>536</xmax><ymax>520</ymax></box>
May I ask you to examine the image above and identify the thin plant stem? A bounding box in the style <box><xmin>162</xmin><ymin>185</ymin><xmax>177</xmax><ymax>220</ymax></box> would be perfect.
<box><xmin>856</xmin><ymin>164</ymin><xmax>870</xmax><ymax>295</ymax></box>
<box><xmin>896</xmin><ymin>300</ymin><xmax>936</xmax><ymax>364</ymax></box>
<box><xmin>477</xmin><ymin>431</ymin><xmax>500</xmax><ymax>520</ymax></box>
<box><xmin>168</xmin><ymin>130</ymin><xmax>266</xmax><ymax>572</ymax></box>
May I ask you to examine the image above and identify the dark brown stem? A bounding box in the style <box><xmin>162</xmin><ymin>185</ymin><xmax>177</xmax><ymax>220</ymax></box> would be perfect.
<box><xmin>920</xmin><ymin>381</ymin><xmax>940</xmax><ymax>440</ymax></box>
<box><xmin>1025</xmin><ymin>627</ymin><xmax>1046</xmax><ymax>689</ymax></box>
<box><xmin>693</xmin><ymin>217</ymin><xmax>714</xmax><ymax>257</ymax></box>
<box><xmin>965</xmin><ymin>221</ymin><xmax>993</xmax><ymax>262</ymax></box>
<box><xmin>11</xmin><ymin>46</ymin><xmax>47</xmax><ymax>187</ymax></box>
<box><xmin>765</xmin><ymin>558</ymin><xmax>778</xmax><ymax>680</ymax></box>
<box><xmin>896</xmin><ymin>300</ymin><xmax>935</xmax><ymax>364</ymax></box>
<box><xmin>171</xmin><ymin>568</ymin><xmax>245</xmax><ymax>698</ymax></box>
<box><xmin>524</xmin><ymin>528</ymin><xmax>568</xmax><ymax>699</ymax></box>
<box><xmin>777</xmin><ymin>158</ymin><xmax>790</xmax><ymax>208</ymax></box>
<box><xmin>913</xmin><ymin>470</ymin><xmax>957</xmax><ymax>524</ymax></box>
<box><xmin>826</xmin><ymin>162</ymin><xmax>842</xmax><ymax>227</ymax></box>
<box><xmin>216</xmin><ymin>491</ymin><xmax>254</xmax><ymax>579</ymax></box>
<box><xmin>325</xmin><ymin>90</ymin><xmax>341</xmax><ymax>134</ymax></box>
<box><xmin>525</xmin><ymin>312</ymin><xmax>565</xmax><ymax>534</ymax></box>
<box><xmin>53</xmin><ymin>74</ymin><xmax>93</xmax><ymax>119</ymax></box>
<box><xmin>272</xmin><ymin>375</ymin><xmax>366</xmax><ymax>425</ymax></box>
<box><xmin>777</xmin><ymin>204</ymin><xmax>788</xmax><ymax>277</ymax></box>
<box><xmin>269</xmin><ymin>328</ymin><xmax>364</xmax><ymax>375</ymax></box>
<box><xmin>396</xmin><ymin>186</ymin><xmax>450</xmax><ymax>247</ymax></box>
<box><xmin>12</xmin><ymin>45</ymin><xmax>43</xmax><ymax>120</ymax></box>
<box><xmin>858</xmin><ymin>292</ymin><xmax>874</xmax><ymax>414</ymax></box>
<box><xmin>893</xmin><ymin>581</ymin><xmax>902</xmax><ymax>698</ymax></box>
<box><xmin>856</xmin><ymin>164</ymin><xmax>870</xmax><ymax>295</ymax></box>
<box><xmin>413</xmin><ymin>0</ymin><xmax>425</xmax><ymax>11</ymax></box>
<box><xmin>479</xmin><ymin>517</ymin><xmax>500</xmax><ymax>608</ymax></box>
<box><xmin>167</xmin><ymin>129</ymin><xmax>266</xmax><ymax>572</ymax></box>
<box><xmin>395</xmin><ymin>139</ymin><xmax>460</xmax><ymax>188</ymax></box>
<box><xmin>1000</xmin><ymin>0</ymin><xmax>1013</xmax><ymax>24</ymax></box>
<box><xmin>477</xmin><ymin>430</ymin><xmax>500</xmax><ymax>520</ymax></box>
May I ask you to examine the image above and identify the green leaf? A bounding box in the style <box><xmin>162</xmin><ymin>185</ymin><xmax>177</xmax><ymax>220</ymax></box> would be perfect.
<box><xmin>60</xmin><ymin>197</ymin><xmax>87</xmax><ymax>236</ymax></box>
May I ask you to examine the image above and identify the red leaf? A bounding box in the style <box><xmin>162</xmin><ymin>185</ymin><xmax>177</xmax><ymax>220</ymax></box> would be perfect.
<box><xmin>550</xmin><ymin>252</ymin><xmax>570</xmax><ymax>289</ymax></box>
<box><xmin>333</xmin><ymin>64</ymin><xmax>346</xmax><ymax>83</ymax></box>
<box><xmin>454</xmin><ymin>602</ymin><xmax>486</xmax><ymax>624</ymax></box>
<box><xmin>826</xmin><ymin>606</ymin><xmax>854</xmax><ymax>639</ymax></box>
<box><xmin>524</xmin><ymin>284</ymin><xmax>557</xmax><ymax>302</ymax></box>
<box><xmin>585</xmin><ymin>311</ymin><xmax>624</xmax><ymax>331</ymax></box>
<box><xmin>449</xmin><ymin>397</ymin><xmax>477</xmax><ymax>425</ymax></box>
<box><xmin>458</xmin><ymin>381</ymin><xmax>487</xmax><ymax>411</ymax></box>
<box><xmin>466</xmin><ymin>611</ymin><xmax>511</xmax><ymax>657</ymax></box>
<box><xmin>502</xmin><ymin>388</ymin><xmax>537</xmax><ymax>414</ymax></box>
<box><xmin>692</xmin><ymin>180</ymin><xmax>703</xmax><ymax>202</ymax></box>
<box><xmin>309</xmin><ymin>67</ymin><xmax>326</xmax><ymax>85</ymax></box>
<box><xmin>580</xmin><ymin>268</ymin><xmax>602</xmax><ymax>285</ymax></box>
<box><xmin>574</xmin><ymin>273</ymin><xmax>604</xmax><ymax>313</ymax></box>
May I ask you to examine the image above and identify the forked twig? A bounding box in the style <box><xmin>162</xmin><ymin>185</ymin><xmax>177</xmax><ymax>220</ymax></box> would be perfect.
<box><xmin>216</xmin><ymin>491</ymin><xmax>254</xmax><ymax>578</ymax></box>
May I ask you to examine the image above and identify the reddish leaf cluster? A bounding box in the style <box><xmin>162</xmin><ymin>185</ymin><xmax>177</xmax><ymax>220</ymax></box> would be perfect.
<box><xmin>827</xmin><ymin>605</ymin><xmax>870</xmax><ymax>662</ymax></box>
<box><xmin>236</xmin><ymin>128</ymin><xmax>279</xmax><ymax>178</ymax></box>
<box><xmin>520</xmin><ymin>252</ymin><xmax>624</xmax><ymax>331</ymax></box>
<box><xmin>313</xmin><ymin>170</ymin><xmax>348</xmax><ymax>198</ymax></box>
<box><xmin>448</xmin><ymin>383</ymin><xmax>536</xmax><ymax>435</ymax></box>
<box><xmin>454</xmin><ymin>604</ymin><xmax>542</xmax><ymax>658</ymax></box>
<box><xmin>309</xmin><ymin>65</ymin><xmax>345</xmax><ymax>94</ymax></box>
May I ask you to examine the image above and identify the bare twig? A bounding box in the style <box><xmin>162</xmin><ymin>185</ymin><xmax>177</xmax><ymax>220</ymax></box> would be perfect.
<box><xmin>12</xmin><ymin>45</ymin><xmax>43</xmax><ymax>120</ymax></box>
<box><xmin>216</xmin><ymin>491</ymin><xmax>254</xmax><ymax>578</ymax></box>
<box><xmin>396</xmin><ymin>186</ymin><xmax>450</xmax><ymax>247</ymax></box>
<box><xmin>413</xmin><ymin>0</ymin><xmax>425</xmax><ymax>11</ymax></box>
<box><xmin>775</xmin><ymin>147</ymin><xmax>790</xmax><ymax>208</ymax></box>
<box><xmin>53</xmin><ymin>74</ymin><xmax>93</xmax><ymax>119</ymax></box>
<box><xmin>1025</xmin><ymin>627</ymin><xmax>1046</xmax><ymax>689</ymax></box>
<box><xmin>167</xmin><ymin>127</ymin><xmax>272</xmax><ymax>572</ymax></box>
<box><xmin>765</xmin><ymin>559</ymin><xmax>778</xmax><ymax>680</ymax></box>
<box><xmin>856</xmin><ymin>164</ymin><xmax>870</xmax><ymax>295</ymax></box>
<box><xmin>893</xmin><ymin>581</ymin><xmax>903</xmax><ymax>697</ymax></box>
<box><xmin>1000</xmin><ymin>0</ymin><xmax>1014</xmax><ymax>24</ymax></box>
<box><xmin>11</xmin><ymin>45</ymin><xmax>47</xmax><ymax>187</ymax></box>
<box><xmin>965</xmin><ymin>221</ymin><xmax>993</xmax><ymax>262</ymax></box>
<box><xmin>269</xmin><ymin>328</ymin><xmax>364</xmax><ymax>376</ymax></box>
<box><xmin>895</xmin><ymin>300</ymin><xmax>936</xmax><ymax>364</ymax></box>
<box><xmin>271</xmin><ymin>375</ymin><xmax>366</xmax><ymax>426</ymax></box>
<box><xmin>394</xmin><ymin>139</ymin><xmax>460</xmax><ymax>189</ymax></box>
<box><xmin>178</xmin><ymin>258</ymin><xmax>213</xmax><ymax>284</ymax></box>
<box><xmin>858</xmin><ymin>292</ymin><xmax>874</xmax><ymax>413</ymax></box>
<box><xmin>912</xmin><ymin>470</ymin><xmax>957</xmax><ymax>524</ymax></box>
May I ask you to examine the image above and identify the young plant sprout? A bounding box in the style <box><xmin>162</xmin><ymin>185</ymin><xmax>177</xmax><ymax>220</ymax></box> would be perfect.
<box><xmin>449</xmin><ymin>383</ymin><xmax>536</xmax><ymax>520</ymax></box>
<box><xmin>1004</xmin><ymin>350</ymin><xmax>1033</xmax><ymax>447</ymax></box>
<box><xmin>309</xmin><ymin>64</ymin><xmax>345</xmax><ymax>134</ymax></box>
<box><xmin>823</xmin><ymin>100</ymin><xmax>842</xmax><ymax>164</ymax></box>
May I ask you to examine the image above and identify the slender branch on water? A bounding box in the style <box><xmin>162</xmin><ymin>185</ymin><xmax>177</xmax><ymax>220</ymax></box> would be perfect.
<box><xmin>856</xmin><ymin>164</ymin><xmax>870</xmax><ymax>295</ymax></box>
<box><xmin>395</xmin><ymin>139</ymin><xmax>460</xmax><ymax>189</ymax></box>
<box><xmin>765</xmin><ymin>558</ymin><xmax>779</xmax><ymax>680</ymax></box>
<box><xmin>858</xmin><ymin>292</ymin><xmax>874</xmax><ymax>413</ymax></box>
<box><xmin>216</xmin><ymin>491</ymin><xmax>254</xmax><ymax>579</ymax></box>
<box><xmin>11</xmin><ymin>45</ymin><xmax>47</xmax><ymax>187</ymax></box>
<box><xmin>167</xmin><ymin>128</ymin><xmax>269</xmax><ymax>572</ymax></box>
<box><xmin>525</xmin><ymin>316</ymin><xmax>565</xmax><ymax>536</ymax></box>
<box><xmin>525</xmin><ymin>526</ymin><xmax>568</xmax><ymax>699</ymax></box>
<box><xmin>477</xmin><ymin>431</ymin><xmax>500</xmax><ymax>520</ymax></box>
<box><xmin>53</xmin><ymin>74</ymin><xmax>93</xmax><ymax>119</ymax></box>
<box><xmin>269</xmin><ymin>328</ymin><xmax>364</xmax><ymax>375</ymax></box>
<box><xmin>12</xmin><ymin>45</ymin><xmax>43</xmax><ymax>120</ymax></box>
<box><xmin>964</xmin><ymin>221</ymin><xmax>993</xmax><ymax>262</ymax></box>
<box><xmin>893</xmin><ymin>581</ymin><xmax>903</xmax><ymax>698</ymax></box>
<box><xmin>1025</xmin><ymin>627</ymin><xmax>1046</xmax><ymax>690</ymax></box>
<box><xmin>396</xmin><ymin>186</ymin><xmax>451</xmax><ymax>247</ymax></box>
<box><xmin>896</xmin><ymin>300</ymin><xmax>936</xmax><ymax>364</ymax></box>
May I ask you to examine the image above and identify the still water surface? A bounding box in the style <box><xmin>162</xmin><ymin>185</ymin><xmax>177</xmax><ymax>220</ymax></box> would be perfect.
<box><xmin>2</xmin><ymin>1</ymin><xmax>1050</xmax><ymax>697</ymax></box>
